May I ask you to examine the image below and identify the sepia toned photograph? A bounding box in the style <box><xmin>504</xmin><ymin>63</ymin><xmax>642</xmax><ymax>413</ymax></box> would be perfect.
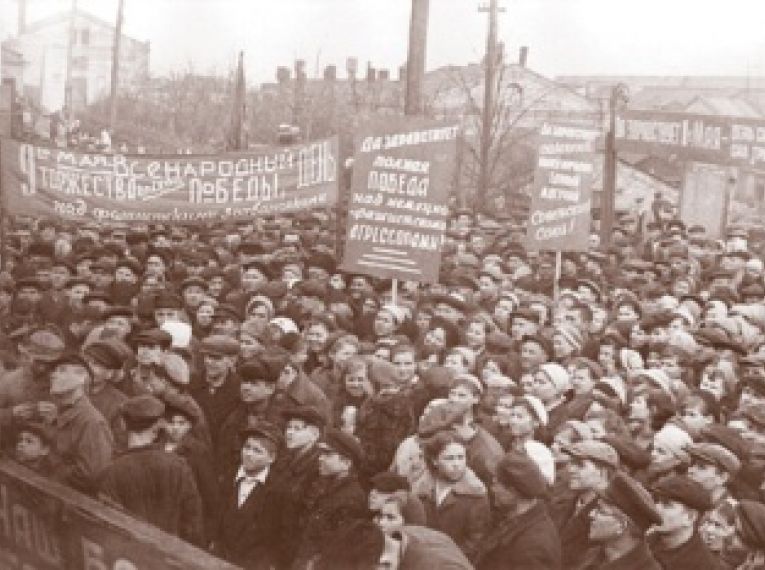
<box><xmin>0</xmin><ymin>0</ymin><xmax>765</xmax><ymax>568</ymax></box>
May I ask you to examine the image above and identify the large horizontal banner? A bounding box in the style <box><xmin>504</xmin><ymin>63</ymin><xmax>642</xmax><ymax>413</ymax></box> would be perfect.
<box><xmin>0</xmin><ymin>137</ymin><xmax>338</xmax><ymax>223</ymax></box>
<box><xmin>526</xmin><ymin>122</ymin><xmax>599</xmax><ymax>251</ymax></box>
<box><xmin>615</xmin><ymin>110</ymin><xmax>765</xmax><ymax>168</ymax></box>
<box><xmin>341</xmin><ymin>117</ymin><xmax>458</xmax><ymax>283</ymax></box>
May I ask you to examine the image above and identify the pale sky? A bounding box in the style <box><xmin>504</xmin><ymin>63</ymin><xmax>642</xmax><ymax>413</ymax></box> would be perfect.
<box><xmin>2</xmin><ymin>0</ymin><xmax>765</xmax><ymax>84</ymax></box>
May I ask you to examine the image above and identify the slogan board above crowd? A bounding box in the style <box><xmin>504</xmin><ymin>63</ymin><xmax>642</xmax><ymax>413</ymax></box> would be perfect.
<box><xmin>525</xmin><ymin>122</ymin><xmax>600</xmax><ymax>251</ymax></box>
<box><xmin>614</xmin><ymin>109</ymin><xmax>765</xmax><ymax>168</ymax></box>
<box><xmin>341</xmin><ymin>117</ymin><xmax>458</xmax><ymax>283</ymax></box>
<box><xmin>0</xmin><ymin>137</ymin><xmax>338</xmax><ymax>223</ymax></box>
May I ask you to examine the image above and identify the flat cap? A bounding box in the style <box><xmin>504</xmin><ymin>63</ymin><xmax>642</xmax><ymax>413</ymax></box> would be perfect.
<box><xmin>237</xmin><ymin>357</ymin><xmax>277</xmax><ymax>384</ymax></box>
<box><xmin>651</xmin><ymin>475</ymin><xmax>711</xmax><ymax>512</ymax></box>
<box><xmin>495</xmin><ymin>451</ymin><xmax>548</xmax><ymax>498</ymax></box>
<box><xmin>121</xmin><ymin>395</ymin><xmax>165</xmax><ymax>424</ymax></box>
<box><xmin>370</xmin><ymin>472</ymin><xmax>411</xmax><ymax>493</ymax></box>
<box><xmin>83</xmin><ymin>341</ymin><xmax>124</xmax><ymax>370</ymax></box>
<box><xmin>318</xmin><ymin>428</ymin><xmax>364</xmax><ymax>466</ymax></box>
<box><xmin>688</xmin><ymin>442</ymin><xmax>741</xmax><ymax>475</ymax></box>
<box><xmin>180</xmin><ymin>277</ymin><xmax>207</xmax><ymax>291</ymax></box>
<box><xmin>603</xmin><ymin>472</ymin><xmax>662</xmax><ymax>531</ymax></box>
<box><xmin>152</xmin><ymin>291</ymin><xmax>183</xmax><ymax>310</ymax></box>
<box><xmin>214</xmin><ymin>303</ymin><xmax>242</xmax><ymax>322</ymax></box>
<box><xmin>562</xmin><ymin>440</ymin><xmax>619</xmax><ymax>469</ymax></box>
<box><xmin>199</xmin><ymin>335</ymin><xmax>240</xmax><ymax>357</ymax></box>
<box><xmin>23</xmin><ymin>330</ymin><xmax>66</xmax><ymax>362</ymax></box>
<box><xmin>700</xmin><ymin>424</ymin><xmax>749</xmax><ymax>461</ymax></box>
<box><xmin>281</xmin><ymin>405</ymin><xmax>326</xmax><ymax>428</ymax></box>
<box><xmin>417</xmin><ymin>400</ymin><xmax>465</xmax><ymax>438</ymax></box>
<box><xmin>602</xmin><ymin>435</ymin><xmax>651</xmax><ymax>471</ymax></box>
<box><xmin>133</xmin><ymin>328</ymin><xmax>173</xmax><ymax>349</ymax></box>
<box><xmin>240</xmin><ymin>421</ymin><xmax>283</xmax><ymax>449</ymax></box>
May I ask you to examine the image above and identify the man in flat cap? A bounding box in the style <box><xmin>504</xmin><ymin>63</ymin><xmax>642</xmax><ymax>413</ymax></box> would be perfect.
<box><xmin>687</xmin><ymin>443</ymin><xmax>741</xmax><ymax>532</ymax></box>
<box><xmin>580</xmin><ymin>472</ymin><xmax>662</xmax><ymax>569</ymax></box>
<box><xmin>474</xmin><ymin>451</ymin><xmax>562</xmax><ymax>569</ymax></box>
<box><xmin>0</xmin><ymin>329</ymin><xmax>65</xmax><ymax>446</ymax></box>
<box><xmin>82</xmin><ymin>340</ymin><xmax>128</xmax><ymax>449</ymax></box>
<box><xmin>214</xmin><ymin>422</ymin><xmax>283</xmax><ymax>569</ymax></box>
<box><xmin>217</xmin><ymin>356</ymin><xmax>282</xmax><ymax>479</ymax></box>
<box><xmin>125</xmin><ymin>328</ymin><xmax>173</xmax><ymax>396</ymax></box>
<box><xmin>270</xmin><ymin>404</ymin><xmax>325</xmax><ymax>569</ymax></box>
<box><xmin>190</xmin><ymin>334</ymin><xmax>241</xmax><ymax>448</ymax></box>
<box><xmin>98</xmin><ymin>394</ymin><xmax>204</xmax><ymax>546</ymax></box>
<box><xmin>292</xmin><ymin>428</ymin><xmax>367</xmax><ymax>568</ymax></box>
<box><xmin>649</xmin><ymin>474</ymin><xmax>721</xmax><ymax>569</ymax></box>
<box><xmin>49</xmin><ymin>354</ymin><xmax>114</xmax><ymax>494</ymax></box>
<box><xmin>555</xmin><ymin>441</ymin><xmax>620</xmax><ymax>568</ymax></box>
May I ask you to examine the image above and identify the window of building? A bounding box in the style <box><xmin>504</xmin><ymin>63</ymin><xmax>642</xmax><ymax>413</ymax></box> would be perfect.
<box><xmin>80</xmin><ymin>28</ymin><xmax>90</xmax><ymax>46</ymax></box>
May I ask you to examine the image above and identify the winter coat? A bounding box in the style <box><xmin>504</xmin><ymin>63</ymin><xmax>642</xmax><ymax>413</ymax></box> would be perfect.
<box><xmin>172</xmin><ymin>434</ymin><xmax>220</xmax><ymax>542</ymax></box>
<box><xmin>413</xmin><ymin>468</ymin><xmax>491</xmax><ymax>562</ymax></box>
<box><xmin>649</xmin><ymin>530</ymin><xmax>723</xmax><ymax>570</ymax></box>
<box><xmin>357</xmin><ymin>390</ymin><xmax>414</xmax><ymax>478</ymax></box>
<box><xmin>464</xmin><ymin>426</ymin><xmax>504</xmax><ymax>484</ymax></box>
<box><xmin>54</xmin><ymin>396</ymin><xmax>114</xmax><ymax>494</ymax></box>
<box><xmin>474</xmin><ymin>500</ymin><xmax>562</xmax><ymax>570</ymax></box>
<box><xmin>98</xmin><ymin>443</ymin><xmax>203</xmax><ymax>546</ymax></box>
<box><xmin>292</xmin><ymin>474</ymin><xmax>368</xmax><ymax>568</ymax></box>
<box><xmin>269</xmin><ymin>445</ymin><xmax>322</xmax><ymax>569</ymax></box>
<box><xmin>190</xmin><ymin>371</ymin><xmax>241</xmax><ymax>447</ymax></box>
<box><xmin>214</xmin><ymin>467</ymin><xmax>281</xmax><ymax>570</ymax></box>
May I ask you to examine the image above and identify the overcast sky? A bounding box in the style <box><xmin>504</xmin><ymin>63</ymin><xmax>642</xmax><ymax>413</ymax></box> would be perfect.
<box><xmin>2</xmin><ymin>0</ymin><xmax>765</xmax><ymax>84</ymax></box>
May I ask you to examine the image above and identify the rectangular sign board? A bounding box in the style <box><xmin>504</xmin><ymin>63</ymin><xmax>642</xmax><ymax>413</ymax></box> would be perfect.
<box><xmin>525</xmin><ymin>122</ymin><xmax>599</xmax><ymax>251</ymax></box>
<box><xmin>0</xmin><ymin>137</ymin><xmax>338</xmax><ymax>223</ymax></box>
<box><xmin>614</xmin><ymin>109</ymin><xmax>765</xmax><ymax>168</ymax></box>
<box><xmin>341</xmin><ymin>117</ymin><xmax>458</xmax><ymax>283</ymax></box>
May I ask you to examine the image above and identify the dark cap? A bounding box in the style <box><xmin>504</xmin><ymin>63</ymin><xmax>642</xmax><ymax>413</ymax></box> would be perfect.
<box><xmin>318</xmin><ymin>428</ymin><xmax>364</xmax><ymax>466</ymax></box>
<box><xmin>214</xmin><ymin>303</ymin><xmax>242</xmax><ymax>322</ymax></box>
<box><xmin>369</xmin><ymin>472</ymin><xmax>411</xmax><ymax>493</ymax></box>
<box><xmin>115</xmin><ymin>257</ymin><xmax>142</xmax><ymax>275</ymax></box>
<box><xmin>83</xmin><ymin>341</ymin><xmax>124</xmax><ymax>370</ymax></box>
<box><xmin>120</xmin><ymin>395</ymin><xmax>165</xmax><ymax>429</ymax></box>
<box><xmin>180</xmin><ymin>277</ymin><xmax>207</xmax><ymax>291</ymax></box>
<box><xmin>511</xmin><ymin>307</ymin><xmax>540</xmax><ymax>324</ymax></box>
<box><xmin>281</xmin><ymin>405</ymin><xmax>326</xmax><ymax>428</ymax></box>
<box><xmin>495</xmin><ymin>451</ymin><xmax>548</xmax><ymax>498</ymax></box>
<box><xmin>700</xmin><ymin>424</ymin><xmax>749</xmax><ymax>461</ymax></box>
<box><xmin>603</xmin><ymin>472</ymin><xmax>661</xmax><ymax>531</ymax></box>
<box><xmin>602</xmin><ymin>435</ymin><xmax>651</xmax><ymax>471</ymax></box>
<box><xmin>651</xmin><ymin>475</ymin><xmax>711</xmax><ymax>512</ymax></box>
<box><xmin>133</xmin><ymin>328</ymin><xmax>173</xmax><ymax>349</ymax></box>
<box><xmin>237</xmin><ymin>357</ymin><xmax>277</xmax><ymax>384</ymax></box>
<box><xmin>240</xmin><ymin>421</ymin><xmax>283</xmax><ymax>449</ymax></box>
<box><xmin>15</xmin><ymin>420</ymin><xmax>55</xmax><ymax>444</ymax></box>
<box><xmin>199</xmin><ymin>335</ymin><xmax>240</xmax><ymax>357</ymax></box>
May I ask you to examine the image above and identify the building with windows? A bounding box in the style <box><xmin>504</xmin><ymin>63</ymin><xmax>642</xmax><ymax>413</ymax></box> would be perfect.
<box><xmin>1</xmin><ymin>8</ymin><xmax>149</xmax><ymax>112</ymax></box>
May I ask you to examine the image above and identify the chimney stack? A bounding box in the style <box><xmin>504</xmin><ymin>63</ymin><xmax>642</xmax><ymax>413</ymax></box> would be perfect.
<box><xmin>323</xmin><ymin>65</ymin><xmax>336</xmax><ymax>81</ymax></box>
<box><xmin>519</xmin><ymin>46</ymin><xmax>528</xmax><ymax>67</ymax></box>
<box><xmin>378</xmin><ymin>69</ymin><xmax>389</xmax><ymax>81</ymax></box>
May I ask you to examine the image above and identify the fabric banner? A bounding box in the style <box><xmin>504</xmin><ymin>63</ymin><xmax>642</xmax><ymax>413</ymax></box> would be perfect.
<box><xmin>525</xmin><ymin>122</ymin><xmax>599</xmax><ymax>251</ymax></box>
<box><xmin>341</xmin><ymin>117</ymin><xmax>458</xmax><ymax>283</ymax></box>
<box><xmin>0</xmin><ymin>137</ymin><xmax>338</xmax><ymax>223</ymax></box>
<box><xmin>615</xmin><ymin>109</ymin><xmax>765</xmax><ymax>168</ymax></box>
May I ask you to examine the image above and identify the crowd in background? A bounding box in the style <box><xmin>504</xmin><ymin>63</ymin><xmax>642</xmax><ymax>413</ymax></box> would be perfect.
<box><xmin>1</xmin><ymin>204</ymin><xmax>765</xmax><ymax>569</ymax></box>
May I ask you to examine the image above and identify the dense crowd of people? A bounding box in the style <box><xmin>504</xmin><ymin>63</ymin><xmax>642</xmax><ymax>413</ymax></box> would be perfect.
<box><xmin>2</xmin><ymin>204</ymin><xmax>765</xmax><ymax>570</ymax></box>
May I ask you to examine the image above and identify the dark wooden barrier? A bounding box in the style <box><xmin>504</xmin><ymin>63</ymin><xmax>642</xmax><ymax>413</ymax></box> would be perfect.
<box><xmin>0</xmin><ymin>459</ymin><xmax>240</xmax><ymax>569</ymax></box>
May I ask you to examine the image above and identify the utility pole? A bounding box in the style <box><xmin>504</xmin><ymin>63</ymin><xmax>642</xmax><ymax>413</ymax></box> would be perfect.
<box><xmin>109</xmin><ymin>0</ymin><xmax>125</xmax><ymax>133</ymax></box>
<box><xmin>404</xmin><ymin>0</ymin><xmax>429</xmax><ymax>116</ymax></box>
<box><xmin>600</xmin><ymin>84</ymin><xmax>627</xmax><ymax>247</ymax></box>
<box><xmin>477</xmin><ymin>0</ymin><xmax>502</xmax><ymax>214</ymax></box>
<box><xmin>64</xmin><ymin>0</ymin><xmax>78</xmax><ymax>124</ymax></box>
